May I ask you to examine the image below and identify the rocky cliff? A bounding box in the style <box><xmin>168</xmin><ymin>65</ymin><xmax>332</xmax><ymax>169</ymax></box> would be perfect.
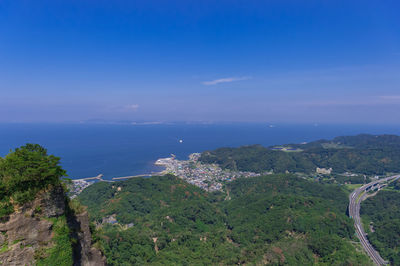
<box><xmin>0</xmin><ymin>185</ymin><xmax>106</xmax><ymax>266</ymax></box>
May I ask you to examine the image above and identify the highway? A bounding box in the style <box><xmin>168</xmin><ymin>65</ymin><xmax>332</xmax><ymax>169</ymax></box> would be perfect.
<box><xmin>348</xmin><ymin>175</ymin><xmax>400</xmax><ymax>265</ymax></box>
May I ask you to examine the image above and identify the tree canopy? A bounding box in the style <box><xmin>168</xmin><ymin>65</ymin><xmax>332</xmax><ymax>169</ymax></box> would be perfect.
<box><xmin>361</xmin><ymin>184</ymin><xmax>400</xmax><ymax>265</ymax></box>
<box><xmin>0</xmin><ymin>144</ymin><xmax>66</xmax><ymax>216</ymax></box>
<box><xmin>79</xmin><ymin>174</ymin><xmax>371</xmax><ymax>265</ymax></box>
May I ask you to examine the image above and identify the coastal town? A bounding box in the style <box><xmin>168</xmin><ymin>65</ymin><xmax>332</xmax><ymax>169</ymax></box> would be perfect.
<box><xmin>68</xmin><ymin>179</ymin><xmax>95</xmax><ymax>198</ymax></box>
<box><xmin>67</xmin><ymin>152</ymin><xmax>371</xmax><ymax>197</ymax></box>
<box><xmin>68</xmin><ymin>174</ymin><xmax>105</xmax><ymax>198</ymax></box>
<box><xmin>68</xmin><ymin>153</ymin><xmax>262</xmax><ymax>196</ymax></box>
<box><xmin>155</xmin><ymin>153</ymin><xmax>261</xmax><ymax>192</ymax></box>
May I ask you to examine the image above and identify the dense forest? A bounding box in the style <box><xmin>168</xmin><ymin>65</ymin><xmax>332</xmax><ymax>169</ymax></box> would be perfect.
<box><xmin>78</xmin><ymin>174</ymin><xmax>371</xmax><ymax>265</ymax></box>
<box><xmin>199</xmin><ymin>134</ymin><xmax>400</xmax><ymax>175</ymax></box>
<box><xmin>361</xmin><ymin>180</ymin><xmax>400</xmax><ymax>265</ymax></box>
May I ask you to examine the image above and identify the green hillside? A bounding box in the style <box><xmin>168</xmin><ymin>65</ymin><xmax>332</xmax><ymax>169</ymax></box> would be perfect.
<box><xmin>361</xmin><ymin>180</ymin><xmax>400</xmax><ymax>265</ymax></box>
<box><xmin>79</xmin><ymin>174</ymin><xmax>371</xmax><ymax>265</ymax></box>
<box><xmin>199</xmin><ymin>134</ymin><xmax>400</xmax><ymax>175</ymax></box>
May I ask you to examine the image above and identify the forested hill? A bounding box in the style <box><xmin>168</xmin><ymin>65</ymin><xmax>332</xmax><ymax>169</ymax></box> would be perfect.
<box><xmin>78</xmin><ymin>174</ymin><xmax>371</xmax><ymax>265</ymax></box>
<box><xmin>199</xmin><ymin>134</ymin><xmax>400</xmax><ymax>175</ymax></box>
<box><xmin>294</xmin><ymin>134</ymin><xmax>400</xmax><ymax>150</ymax></box>
<box><xmin>361</xmin><ymin>178</ymin><xmax>400</xmax><ymax>265</ymax></box>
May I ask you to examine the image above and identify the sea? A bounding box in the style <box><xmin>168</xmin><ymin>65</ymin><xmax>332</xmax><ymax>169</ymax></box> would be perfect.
<box><xmin>0</xmin><ymin>123</ymin><xmax>399</xmax><ymax>180</ymax></box>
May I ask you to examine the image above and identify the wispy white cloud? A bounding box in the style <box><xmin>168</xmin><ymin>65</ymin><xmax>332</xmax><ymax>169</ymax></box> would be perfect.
<box><xmin>202</xmin><ymin>76</ymin><xmax>251</xmax><ymax>85</ymax></box>
<box><xmin>124</xmin><ymin>104</ymin><xmax>140</xmax><ymax>111</ymax></box>
<box><xmin>102</xmin><ymin>104</ymin><xmax>140</xmax><ymax>114</ymax></box>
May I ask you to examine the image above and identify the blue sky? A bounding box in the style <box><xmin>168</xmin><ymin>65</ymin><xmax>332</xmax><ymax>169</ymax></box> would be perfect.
<box><xmin>0</xmin><ymin>0</ymin><xmax>399</xmax><ymax>123</ymax></box>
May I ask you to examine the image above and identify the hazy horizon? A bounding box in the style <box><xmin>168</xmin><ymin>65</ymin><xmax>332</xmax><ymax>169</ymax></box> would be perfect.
<box><xmin>1</xmin><ymin>1</ymin><xmax>400</xmax><ymax>124</ymax></box>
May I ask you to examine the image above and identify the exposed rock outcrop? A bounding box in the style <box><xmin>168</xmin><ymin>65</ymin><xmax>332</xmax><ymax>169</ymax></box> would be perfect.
<box><xmin>73</xmin><ymin>211</ymin><xmax>106</xmax><ymax>266</ymax></box>
<box><xmin>0</xmin><ymin>185</ymin><xmax>106</xmax><ymax>265</ymax></box>
<box><xmin>37</xmin><ymin>184</ymin><xmax>66</xmax><ymax>217</ymax></box>
<box><xmin>0</xmin><ymin>211</ymin><xmax>53</xmax><ymax>265</ymax></box>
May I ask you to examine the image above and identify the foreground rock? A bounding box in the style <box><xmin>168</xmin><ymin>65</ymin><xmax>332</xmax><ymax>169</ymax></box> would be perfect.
<box><xmin>0</xmin><ymin>185</ymin><xmax>106</xmax><ymax>266</ymax></box>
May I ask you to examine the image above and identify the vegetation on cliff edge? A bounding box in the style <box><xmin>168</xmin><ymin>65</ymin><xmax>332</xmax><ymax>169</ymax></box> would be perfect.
<box><xmin>0</xmin><ymin>144</ymin><xmax>66</xmax><ymax>218</ymax></box>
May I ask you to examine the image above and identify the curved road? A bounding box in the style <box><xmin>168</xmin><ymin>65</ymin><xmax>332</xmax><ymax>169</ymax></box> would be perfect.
<box><xmin>348</xmin><ymin>175</ymin><xmax>400</xmax><ymax>265</ymax></box>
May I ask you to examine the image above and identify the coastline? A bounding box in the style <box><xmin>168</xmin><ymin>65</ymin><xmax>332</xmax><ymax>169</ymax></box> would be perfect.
<box><xmin>68</xmin><ymin>158</ymin><xmax>171</xmax><ymax>198</ymax></box>
<box><xmin>69</xmin><ymin>151</ymin><xmax>261</xmax><ymax>196</ymax></box>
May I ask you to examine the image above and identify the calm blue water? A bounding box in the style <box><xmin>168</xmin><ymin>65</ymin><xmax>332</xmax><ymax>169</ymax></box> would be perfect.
<box><xmin>0</xmin><ymin>123</ymin><xmax>399</xmax><ymax>180</ymax></box>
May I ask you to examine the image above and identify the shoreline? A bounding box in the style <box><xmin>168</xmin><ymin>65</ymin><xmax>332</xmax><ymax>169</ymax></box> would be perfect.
<box><xmin>70</xmin><ymin>152</ymin><xmax>259</xmax><ymax>195</ymax></box>
<box><xmin>68</xmin><ymin>157</ymin><xmax>173</xmax><ymax>197</ymax></box>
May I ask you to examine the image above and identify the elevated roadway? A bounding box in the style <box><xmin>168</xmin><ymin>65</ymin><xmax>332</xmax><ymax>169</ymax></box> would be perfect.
<box><xmin>348</xmin><ymin>175</ymin><xmax>400</xmax><ymax>265</ymax></box>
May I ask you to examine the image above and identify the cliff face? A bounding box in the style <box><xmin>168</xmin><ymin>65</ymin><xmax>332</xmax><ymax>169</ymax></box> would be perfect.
<box><xmin>71</xmin><ymin>211</ymin><xmax>107</xmax><ymax>266</ymax></box>
<box><xmin>0</xmin><ymin>185</ymin><xmax>106</xmax><ymax>266</ymax></box>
